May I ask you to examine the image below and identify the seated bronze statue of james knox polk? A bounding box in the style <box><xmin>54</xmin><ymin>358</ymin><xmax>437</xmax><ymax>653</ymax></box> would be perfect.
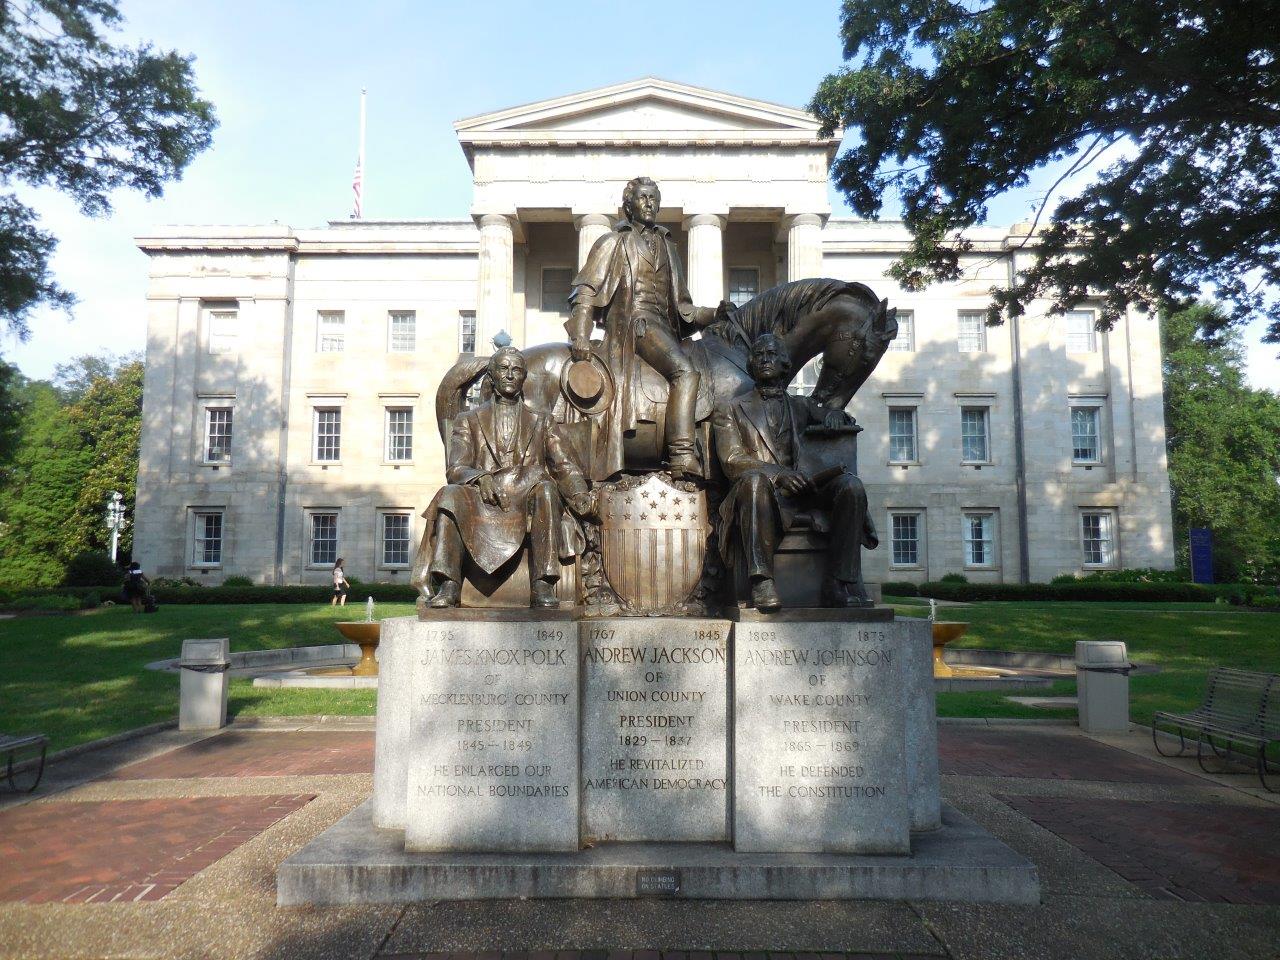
<box><xmin>713</xmin><ymin>334</ymin><xmax>879</xmax><ymax>612</ymax></box>
<box><xmin>411</xmin><ymin>346</ymin><xmax>592</xmax><ymax>609</ymax></box>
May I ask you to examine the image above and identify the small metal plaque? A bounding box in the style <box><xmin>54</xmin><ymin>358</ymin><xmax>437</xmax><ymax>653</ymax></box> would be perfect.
<box><xmin>635</xmin><ymin>868</ymin><xmax>681</xmax><ymax>896</ymax></box>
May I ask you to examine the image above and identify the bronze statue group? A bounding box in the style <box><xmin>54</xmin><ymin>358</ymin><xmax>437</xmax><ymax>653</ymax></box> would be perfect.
<box><xmin>412</xmin><ymin>177</ymin><xmax>891</xmax><ymax>614</ymax></box>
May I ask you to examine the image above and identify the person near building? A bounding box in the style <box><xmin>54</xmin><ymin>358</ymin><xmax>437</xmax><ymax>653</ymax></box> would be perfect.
<box><xmin>713</xmin><ymin>334</ymin><xmax>878</xmax><ymax>611</ymax></box>
<box><xmin>568</xmin><ymin>176</ymin><xmax>733</xmax><ymax>480</ymax></box>
<box><xmin>413</xmin><ymin>345</ymin><xmax>593</xmax><ymax>608</ymax></box>
<box><xmin>123</xmin><ymin>561</ymin><xmax>150</xmax><ymax>614</ymax></box>
<box><xmin>331</xmin><ymin>559</ymin><xmax>349</xmax><ymax>606</ymax></box>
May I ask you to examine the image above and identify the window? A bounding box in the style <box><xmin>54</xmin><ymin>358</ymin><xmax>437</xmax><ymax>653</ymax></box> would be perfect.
<box><xmin>1081</xmin><ymin>511</ymin><xmax>1116</xmax><ymax>567</ymax></box>
<box><xmin>309</xmin><ymin>512</ymin><xmax>339</xmax><ymax>566</ymax></box>
<box><xmin>890</xmin><ymin>513</ymin><xmax>921</xmax><ymax>566</ymax></box>
<box><xmin>385</xmin><ymin>407</ymin><xmax>413</xmax><ymax>462</ymax></box>
<box><xmin>790</xmin><ymin>357</ymin><xmax>822</xmax><ymax>397</ymax></box>
<box><xmin>963</xmin><ymin>512</ymin><xmax>996</xmax><ymax>567</ymax></box>
<box><xmin>728</xmin><ymin>267</ymin><xmax>760</xmax><ymax>307</ymax></box>
<box><xmin>889</xmin><ymin>310</ymin><xmax>915</xmax><ymax>352</ymax></box>
<box><xmin>541</xmin><ymin>268</ymin><xmax>574</xmax><ymax>314</ymax></box>
<box><xmin>960</xmin><ymin>407</ymin><xmax>989</xmax><ymax>463</ymax></box>
<box><xmin>314</xmin><ymin>407</ymin><xmax>342</xmax><ymax>462</ymax></box>
<box><xmin>1071</xmin><ymin>406</ymin><xmax>1102</xmax><ymax>463</ymax></box>
<box><xmin>1066</xmin><ymin>310</ymin><xmax>1098</xmax><ymax>353</ymax></box>
<box><xmin>380</xmin><ymin>512</ymin><xmax>412</xmax><ymax>567</ymax></box>
<box><xmin>192</xmin><ymin>510</ymin><xmax>223</xmax><ymax>566</ymax></box>
<box><xmin>317</xmin><ymin>311</ymin><xmax>345</xmax><ymax>352</ymax></box>
<box><xmin>957</xmin><ymin>311</ymin><xmax>987</xmax><ymax>352</ymax></box>
<box><xmin>388</xmin><ymin>311</ymin><xmax>416</xmax><ymax>352</ymax></box>
<box><xmin>889</xmin><ymin>407</ymin><xmax>918</xmax><ymax>462</ymax></box>
<box><xmin>204</xmin><ymin>407</ymin><xmax>233</xmax><ymax>464</ymax></box>
<box><xmin>207</xmin><ymin>307</ymin><xmax>237</xmax><ymax>355</ymax></box>
<box><xmin>459</xmin><ymin>311</ymin><xmax>477</xmax><ymax>354</ymax></box>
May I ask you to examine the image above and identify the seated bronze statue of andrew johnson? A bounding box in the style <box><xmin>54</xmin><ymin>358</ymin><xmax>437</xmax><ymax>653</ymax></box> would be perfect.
<box><xmin>411</xmin><ymin>346</ymin><xmax>591</xmax><ymax>609</ymax></box>
<box><xmin>712</xmin><ymin>334</ymin><xmax>879</xmax><ymax>612</ymax></box>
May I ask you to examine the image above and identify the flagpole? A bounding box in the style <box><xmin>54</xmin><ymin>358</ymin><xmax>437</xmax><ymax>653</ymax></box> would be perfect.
<box><xmin>352</xmin><ymin>88</ymin><xmax>366</xmax><ymax>219</ymax></box>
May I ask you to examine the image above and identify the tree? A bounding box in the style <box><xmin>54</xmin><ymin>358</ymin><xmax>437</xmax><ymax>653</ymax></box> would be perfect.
<box><xmin>810</xmin><ymin>1</ymin><xmax>1280</xmax><ymax>341</ymax></box>
<box><xmin>0</xmin><ymin>353</ymin><xmax>141</xmax><ymax>587</ymax></box>
<box><xmin>0</xmin><ymin>378</ymin><xmax>91</xmax><ymax>586</ymax></box>
<box><xmin>1162</xmin><ymin>303</ymin><xmax>1280</xmax><ymax>582</ymax></box>
<box><xmin>0</xmin><ymin>0</ymin><xmax>216</xmax><ymax>338</ymax></box>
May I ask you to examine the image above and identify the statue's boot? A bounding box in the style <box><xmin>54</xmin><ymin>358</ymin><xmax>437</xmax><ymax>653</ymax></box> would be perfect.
<box><xmin>429</xmin><ymin>580</ymin><xmax>461</xmax><ymax>608</ymax></box>
<box><xmin>666</xmin><ymin>367</ymin><xmax>701</xmax><ymax>478</ymax></box>
<box><xmin>530</xmin><ymin>578</ymin><xmax>559</xmax><ymax>609</ymax></box>
<box><xmin>751</xmin><ymin>576</ymin><xmax>782</xmax><ymax>612</ymax></box>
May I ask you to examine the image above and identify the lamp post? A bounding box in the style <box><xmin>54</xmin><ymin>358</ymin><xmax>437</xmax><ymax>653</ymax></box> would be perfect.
<box><xmin>106</xmin><ymin>491</ymin><xmax>128</xmax><ymax>563</ymax></box>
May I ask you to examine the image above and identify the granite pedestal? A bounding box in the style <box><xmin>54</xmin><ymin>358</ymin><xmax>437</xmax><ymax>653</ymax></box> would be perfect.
<box><xmin>288</xmin><ymin>611</ymin><xmax>1036</xmax><ymax>905</ymax></box>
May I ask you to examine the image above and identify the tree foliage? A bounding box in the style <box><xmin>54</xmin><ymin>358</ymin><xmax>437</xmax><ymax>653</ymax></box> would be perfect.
<box><xmin>0</xmin><ymin>0</ymin><xmax>216</xmax><ymax>337</ymax></box>
<box><xmin>811</xmin><ymin>0</ymin><xmax>1280</xmax><ymax>341</ymax></box>
<box><xmin>1162</xmin><ymin>303</ymin><xmax>1280</xmax><ymax>582</ymax></box>
<box><xmin>0</xmin><ymin>352</ymin><xmax>141</xmax><ymax>587</ymax></box>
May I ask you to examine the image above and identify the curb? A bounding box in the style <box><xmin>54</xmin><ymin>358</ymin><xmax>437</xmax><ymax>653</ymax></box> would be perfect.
<box><xmin>11</xmin><ymin>718</ymin><xmax>179</xmax><ymax>774</ymax></box>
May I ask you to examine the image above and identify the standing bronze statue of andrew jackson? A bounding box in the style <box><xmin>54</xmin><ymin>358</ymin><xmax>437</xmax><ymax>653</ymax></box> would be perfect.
<box><xmin>417</xmin><ymin>177</ymin><xmax>899</xmax><ymax>615</ymax></box>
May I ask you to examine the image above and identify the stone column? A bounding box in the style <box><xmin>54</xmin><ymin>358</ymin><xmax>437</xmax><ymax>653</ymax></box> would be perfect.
<box><xmin>786</xmin><ymin>213</ymin><xmax>826</xmax><ymax>282</ymax></box>
<box><xmin>476</xmin><ymin>214</ymin><xmax>515</xmax><ymax>354</ymax></box>
<box><xmin>575</xmin><ymin>213</ymin><xmax>613</xmax><ymax>269</ymax></box>
<box><xmin>685</xmin><ymin>214</ymin><xmax>726</xmax><ymax>306</ymax></box>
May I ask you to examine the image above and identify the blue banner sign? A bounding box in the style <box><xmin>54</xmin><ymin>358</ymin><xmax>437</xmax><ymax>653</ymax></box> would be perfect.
<box><xmin>1189</xmin><ymin>528</ymin><xmax>1213</xmax><ymax>584</ymax></box>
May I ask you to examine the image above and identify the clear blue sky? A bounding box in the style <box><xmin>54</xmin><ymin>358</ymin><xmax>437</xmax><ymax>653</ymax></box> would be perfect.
<box><xmin>4</xmin><ymin>0</ymin><xmax>1276</xmax><ymax>387</ymax></box>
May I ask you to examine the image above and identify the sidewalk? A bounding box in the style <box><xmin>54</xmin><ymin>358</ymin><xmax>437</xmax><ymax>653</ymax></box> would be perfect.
<box><xmin>0</xmin><ymin>718</ymin><xmax>1276</xmax><ymax>959</ymax></box>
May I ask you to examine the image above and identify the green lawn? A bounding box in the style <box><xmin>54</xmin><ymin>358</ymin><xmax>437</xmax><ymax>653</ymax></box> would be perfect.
<box><xmin>1</xmin><ymin>601</ymin><xmax>1274</xmax><ymax>751</ymax></box>
<box><xmin>0</xmin><ymin>603</ymin><xmax>411</xmax><ymax>751</ymax></box>
<box><xmin>903</xmin><ymin>602</ymin><xmax>1280</xmax><ymax>724</ymax></box>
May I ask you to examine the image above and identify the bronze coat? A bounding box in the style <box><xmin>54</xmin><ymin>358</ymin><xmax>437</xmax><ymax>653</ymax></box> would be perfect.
<box><xmin>712</xmin><ymin>391</ymin><xmax>877</xmax><ymax>566</ymax></box>
<box><xmin>423</xmin><ymin>401</ymin><xmax>587</xmax><ymax>574</ymax></box>
<box><xmin>569</xmin><ymin>219</ymin><xmax>714</xmax><ymax>479</ymax></box>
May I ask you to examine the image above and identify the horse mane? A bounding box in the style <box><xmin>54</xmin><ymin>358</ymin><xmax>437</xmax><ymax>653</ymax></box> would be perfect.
<box><xmin>702</xmin><ymin>278</ymin><xmax>882</xmax><ymax>348</ymax></box>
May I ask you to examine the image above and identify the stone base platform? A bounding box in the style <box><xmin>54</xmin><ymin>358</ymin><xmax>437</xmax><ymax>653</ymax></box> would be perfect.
<box><xmin>278</xmin><ymin>800</ymin><xmax>1039</xmax><ymax>906</ymax></box>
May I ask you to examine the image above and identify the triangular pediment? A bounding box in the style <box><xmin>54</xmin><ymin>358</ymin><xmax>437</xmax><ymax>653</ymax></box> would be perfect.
<box><xmin>455</xmin><ymin>78</ymin><xmax>836</xmax><ymax>158</ymax></box>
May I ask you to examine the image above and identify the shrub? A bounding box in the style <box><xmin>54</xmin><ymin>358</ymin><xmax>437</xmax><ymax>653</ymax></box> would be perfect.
<box><xmin>0</xmin><ymin>593</ymin><xmax>83</xmax><ymax>613</ymax></box>
<box><xmin>150</xmin><ymin>582</ymin><xmax>418</xmax><ymax>605</ymax></box>
<box><xmin>62</xmin><ymin>551</ymin><xmax>123</xmax><ymax>587</ymax></box>
<box><xmin>151</xmin><ymin>576</ymin><xmax>201</xmax><ymax>588</ymax></box>
<box><xmin>1052</xmin><ymin>567</ymin><xmax>1192</xmax><ymax>585</ymax></box>
<box><xmin>881</xmin><ymin>580</ymin><xmax>919</xmax><ymax>597</ymax></box>
<box><xmin>938</xmin><ymin>573</ymin><xmax>968</xmax><ymax>584</ymax></box>
<box><xmin>918</xmin><ymin>581</ymin><xmax>1216</xmax><ymax>602</ymax></box>
<box><xmin>221</xmin><ymin>575</ymin><xmax>254</xmax><ymax>587</ymax></box>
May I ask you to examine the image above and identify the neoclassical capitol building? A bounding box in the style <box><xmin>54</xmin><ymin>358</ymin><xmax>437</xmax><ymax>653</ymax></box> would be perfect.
<box><xmin>133</xmin><ymin>78</ymin><xmax>1174</xmax><ymax>586</ymax></box>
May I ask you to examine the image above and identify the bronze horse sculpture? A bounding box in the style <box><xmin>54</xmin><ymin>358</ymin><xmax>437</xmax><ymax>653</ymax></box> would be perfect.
<box><xmin>435</xmin><ymin>278</ymin><xmax>898</xmax><ymax>475</ymax></box>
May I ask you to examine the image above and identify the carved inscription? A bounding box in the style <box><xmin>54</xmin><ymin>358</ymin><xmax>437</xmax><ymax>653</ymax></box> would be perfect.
<box><xmin>734</xmin><ymin>622</ymin><xmax>910</xmax><ymax>854</ymax></box>
<box><xmin>580</xmin><ymin>619</ymin><xmax>731</xmax><ymax>842</ymax></box>
<box><xmin>405</xmin><ymin>621</ymin><xmax>578</xmax><ymax>852</ymax></box>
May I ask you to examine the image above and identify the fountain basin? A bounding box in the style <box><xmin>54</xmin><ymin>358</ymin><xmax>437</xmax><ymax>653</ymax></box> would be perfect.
<box><xmin>336</xmin><ymin>622</ymin><xmax>381</xmax><ymax>676</ymax></box>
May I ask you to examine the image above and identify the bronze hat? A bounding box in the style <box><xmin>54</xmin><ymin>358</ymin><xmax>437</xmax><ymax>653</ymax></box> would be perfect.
<box><xmin>560</xmin><ymin>353</ymin><xmax>614</xmax><ymax>415</ymax></box>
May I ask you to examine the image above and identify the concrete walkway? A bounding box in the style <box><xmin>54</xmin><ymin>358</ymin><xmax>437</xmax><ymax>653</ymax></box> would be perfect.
<box><xmin>0</xmin><ymin>719</ymin><xmax>1276</xmax><ymax>959</ymax></box>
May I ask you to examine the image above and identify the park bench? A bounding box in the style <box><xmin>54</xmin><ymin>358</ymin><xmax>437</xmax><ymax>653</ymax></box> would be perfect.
<box><xmin>1153</xmin><ymin>667</ymin><xmax>1279</xmax><ymax>792</ymax></box>
<box><xmin>1</xmin><ymin>733</ymin><xmax>48</xmax><ymax>793</ymax></box>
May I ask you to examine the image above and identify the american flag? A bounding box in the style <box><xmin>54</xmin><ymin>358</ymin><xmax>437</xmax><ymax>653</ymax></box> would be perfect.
<box><xmin>351</xmin><ymin>155</ymin><xmax>363</xmax><ymax>219</ymax></box>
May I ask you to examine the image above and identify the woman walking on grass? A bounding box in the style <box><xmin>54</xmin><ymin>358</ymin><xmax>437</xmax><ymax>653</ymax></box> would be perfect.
<box><xmin>331</xmin><ymin>558</ymin><xmax>349</xmax><ymax>606</ymax></box>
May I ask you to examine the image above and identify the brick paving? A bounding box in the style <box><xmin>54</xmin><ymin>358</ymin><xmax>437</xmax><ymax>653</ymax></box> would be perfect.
<box><xmin>0</xmin><ymin>794</ymin><xmax>311</xmax><ymax>903</ymax></box>
<box><xmin>104</xmin><ymin>731</ymin><xmax>374</xmax><ymax>780</ymax></box>
<box><xmin>938</xmin><ymin>727</ymin><xmax>1200</xmax><ymax>783</ymax></box>
<box><xmin>1002</xmin><ymin>795</ymin><xmax>1280</xmax><ymax>905</ymax></box>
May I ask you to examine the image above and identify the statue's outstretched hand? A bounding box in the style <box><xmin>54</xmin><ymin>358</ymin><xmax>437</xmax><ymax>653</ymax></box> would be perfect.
<box><xmin>570</xmin><ymin>337</ymin><xmax>593</xmax><ymax>362</ymax></box>
<box><xmin>714</xmin><ymin>299</ymin><xmax>735</xmax><ymax>322</ymax></box>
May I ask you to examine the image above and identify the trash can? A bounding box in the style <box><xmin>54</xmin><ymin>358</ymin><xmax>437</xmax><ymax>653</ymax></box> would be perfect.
<box><xmin>1075</xmin><ymin>640</ymin><xmax>1131</xmax><ymax>733</ymax></box>
<box><xmin>179</xmin><ymin>637</ymin><xmax>231</xmax><ymax>731</ymax></box>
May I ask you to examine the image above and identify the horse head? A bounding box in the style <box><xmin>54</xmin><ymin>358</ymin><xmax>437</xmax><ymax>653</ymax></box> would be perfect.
<box><xmin>809</xmin><ymin>285</ymin><xmax>898</xmax><ymax>410</ymax></box>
